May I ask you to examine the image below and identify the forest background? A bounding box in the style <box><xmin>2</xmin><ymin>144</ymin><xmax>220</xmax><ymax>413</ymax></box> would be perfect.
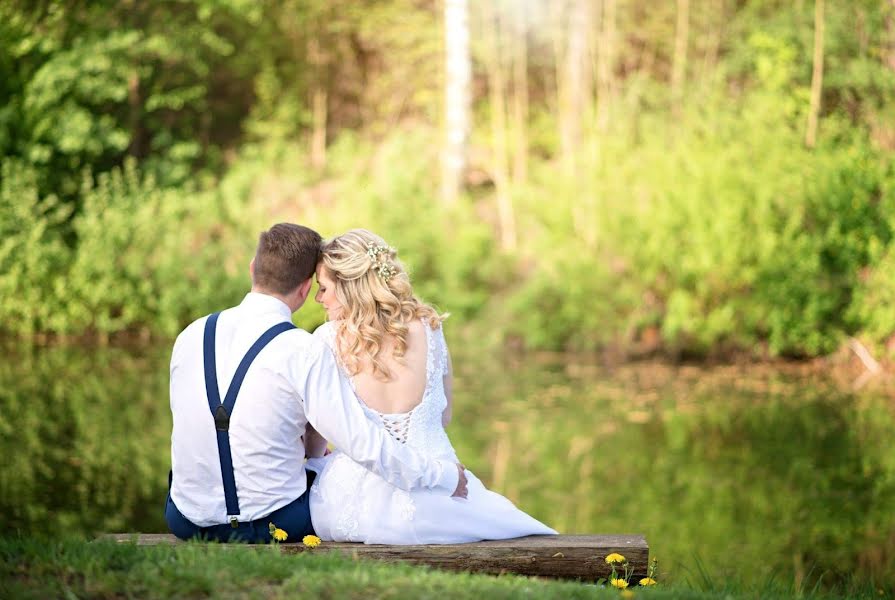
<box><xmin>2</xmin><ymin>0</ymin><xmax>895</xmax><ymax>362</ymax></box>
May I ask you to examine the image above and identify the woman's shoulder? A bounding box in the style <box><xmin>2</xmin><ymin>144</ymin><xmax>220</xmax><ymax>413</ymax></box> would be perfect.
<box><xmin>312</xmin><ymin>320</ymin><xmax>338</xmax><ymax>347</ymax></box>
<box><xmin>417</xmin><ymin>313</ymin><xmax>445</xmax><ymax>332</ymax></box>
<box><xmin>409</xmin><ymin>317</ymin><xmax>445</xmax><ymax>345</ymax></box>
<box><xmin>423</xmin><ymin>316</ymin><xmax>446</xmax><ymax>343</ymax></box>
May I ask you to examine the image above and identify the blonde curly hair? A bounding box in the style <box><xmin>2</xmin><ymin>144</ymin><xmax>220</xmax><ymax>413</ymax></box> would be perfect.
<box><xmin>320</xmin><ymin>229</ymin><xmax>446</xmax><ymax>381</ymax></box>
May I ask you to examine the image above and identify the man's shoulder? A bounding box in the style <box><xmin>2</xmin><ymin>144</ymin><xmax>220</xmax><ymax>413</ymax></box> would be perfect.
<box><xmin>172</xmin><ymin>313</ymin><xmax>211</xmax><ymax>348</ymax></box>
<box><xmin>176</xmin><ymin>309</ymin><xmax>228</xmax><ymax>344</ymax></box>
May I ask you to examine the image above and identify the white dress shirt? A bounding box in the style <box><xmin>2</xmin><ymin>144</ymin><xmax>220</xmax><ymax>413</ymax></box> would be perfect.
<box><xmin>170</xmin><ymin>292</ymin><xmax>458</xmax><ymax>527</ymax></box>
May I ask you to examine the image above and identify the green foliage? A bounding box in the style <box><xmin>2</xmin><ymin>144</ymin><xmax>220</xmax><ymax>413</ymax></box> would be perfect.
<box><xmin>0</xmin><ymin>0</ymin><xmax>261</xmax><ymax>198</ymax></box>
<box><xmin>500</xmin><ymin>89</ymin><xmax>895</xmax><ymax>356</ymax></box>
<box><xmin>0</xmin><ymin>158</ymin><xmax>251</xmax><ymax>339</ymax></box>
<box><xmin>2</xmin><ymin>0</ymin><xmax>895</xmax><ymax>357</ymax></box>
<box><xmin>0</xmin><ymin>159</ymin><xmax>70</xmax><ymax>335</ymax></box>
<box><xmin>0</xmin><ymin>344</ymin><xmax>171</xmax><ymax>535</ymax></box>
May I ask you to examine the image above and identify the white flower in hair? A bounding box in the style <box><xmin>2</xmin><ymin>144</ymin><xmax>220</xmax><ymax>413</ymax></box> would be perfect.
<box><xmin>366</xmin><ymin>243</ymin><xmax>396</xmax><ymax>282</ymax></box>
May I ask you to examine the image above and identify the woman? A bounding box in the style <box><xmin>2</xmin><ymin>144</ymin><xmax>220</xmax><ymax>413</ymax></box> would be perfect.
<box><xmin>306</xmin><ymin>229</ymin><xmax>556</xmax><ymax>544</ymax></box>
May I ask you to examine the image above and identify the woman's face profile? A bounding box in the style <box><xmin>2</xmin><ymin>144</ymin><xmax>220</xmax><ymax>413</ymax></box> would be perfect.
<box><xmin>314</xmin><ymin>265</ymin><xmax>344</xmax><ymax>320</ymax></box>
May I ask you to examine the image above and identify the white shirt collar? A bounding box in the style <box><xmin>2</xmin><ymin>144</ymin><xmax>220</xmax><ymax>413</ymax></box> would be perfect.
<box><xmin>239</xmin><ymin>292</ymin><xmax>293</xmax><ymax>321</ymax></box>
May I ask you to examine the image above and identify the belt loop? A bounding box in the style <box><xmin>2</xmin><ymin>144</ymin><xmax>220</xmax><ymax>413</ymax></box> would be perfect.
<box><xmin>229</xmin><ymin>516</ymin><xmax>239</xmax><ymax>528</ymax></box>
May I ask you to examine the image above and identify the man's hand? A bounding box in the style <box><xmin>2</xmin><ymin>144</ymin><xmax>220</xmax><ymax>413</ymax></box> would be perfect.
<box><xmin>451</xmin><ymin>463</ymin><xmax>468</xmax><ymax>498</ymax></box>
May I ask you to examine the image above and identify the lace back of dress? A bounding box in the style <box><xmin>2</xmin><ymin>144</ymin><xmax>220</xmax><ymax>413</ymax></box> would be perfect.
<box><xmin>378</xmin><ymin>411</ymin><xmax>413</xmax><ymax>444</ymax></box>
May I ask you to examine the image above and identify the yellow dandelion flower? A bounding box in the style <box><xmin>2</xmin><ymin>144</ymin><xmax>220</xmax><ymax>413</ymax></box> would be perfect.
<box><xmin>639</xmin><ymin>577</ymin><xmax>657</xmax><ymax>586</ymax></box>
<box><xmin>621</xmin><ymin>590</ymin><xmax>635</xmax><ymax>599</ymax></box>
<box><xmin>302</xmin><ymin>534</ymin><xmax>322</xmax><ymax>548</ymax></box>
<box><xmin>605</xmin><ymin>552</ymin><xmax>627</xmax><ymax>565</ymax></box>
<box><xmin>272</xmin><ymin>528</ymin><xmax>288</xmax><ymax>542</ymax></box>
<box><xmin>610</xmin><ymin>578</ymin><xmax>629</xmax><ymax>589</ymax></box>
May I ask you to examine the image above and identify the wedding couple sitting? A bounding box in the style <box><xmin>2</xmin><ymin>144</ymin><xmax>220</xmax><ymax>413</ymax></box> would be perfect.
<box><xmin>166</xmin><ymin>223</ymin><xmax>556</xmax><ymax>544</ymax></box>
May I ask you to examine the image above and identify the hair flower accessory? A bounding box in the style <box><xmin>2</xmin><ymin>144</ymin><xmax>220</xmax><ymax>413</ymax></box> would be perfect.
<box><xmin>366</xmin><ymin>243</ymin><xmax>396</xmax><ymax>282</ymax></box>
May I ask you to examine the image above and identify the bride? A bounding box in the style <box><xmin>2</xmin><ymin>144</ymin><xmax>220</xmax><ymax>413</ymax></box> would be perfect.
<box><xmin>305</xmin><ymin>229</ymin><xmax>556</xmax><ymax>544</ymax></box>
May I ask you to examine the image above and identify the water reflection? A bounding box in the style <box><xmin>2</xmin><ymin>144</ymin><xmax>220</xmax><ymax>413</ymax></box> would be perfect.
<box><xmin>451</xmin><ymin>356</ymin><xmax>895</xmax><ymax>587</ymax></box>
<box><xmin>1</xmin><ymin>342</ymin><xmax>892</xmax><ymax>587</ymax></box>
<box><xmin>0</xmin><ymin>344</ymin><xmax>172</xmax><ymax>535</ymax></box>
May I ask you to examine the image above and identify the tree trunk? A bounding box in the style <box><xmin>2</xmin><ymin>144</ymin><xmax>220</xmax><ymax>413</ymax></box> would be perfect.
<box><xmin>441</xmin><ymin>0</ymin><xmax>471</xmax><ymax>204</ymax></box>
<box><xmin>699</xmin><ymin>0</ymin><xmax>724</xmax><ymax>87</ymax></box>
<box><xmin>805</xmin><ymin>0</ymin><xmax>825</xmax><ymax>148</ymax></box>
<box><xmin>560</xmin><ymin>0</ymin><xmax>591</xmax><ymax>166</ymax></box>
<box><xmin>596</xmin><ymin>0</ymin><xmax>616</xmax><ymax>132</ymax></box>
<box><xmin>510</xmin><ymin>2</ymin><xmax>528</xmax><ymax>185</ymax></box>
<box><xmin>671</xmin><ymin>0</ymin><xmax>690</xmax><ymax>114</ymax></box>
<box><xmin>550</xmin><ymin>0</ymin><xmax>566</xmax><ymax>146</ymax></box>
<box><xmin>483</xmin><ymin>1</ymin><xmax>516</xmax><ymax>251</ymax></box>
<box><xmin>886</xmin><ymin>0</ymin><xmax>895</xmax><ymax>73</ymax></box>
<box><xmin>127</xmin><ymin>71</ymin><xmax>144</xmax><ymax>158</ymax></box>
<box><xmin>308</xmin><ymin>35</ymin><xmax>328</xmax><ymax>171</ymax></box>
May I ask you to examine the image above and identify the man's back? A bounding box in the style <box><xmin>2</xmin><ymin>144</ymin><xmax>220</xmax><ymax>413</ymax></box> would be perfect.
<box><xmin>170</xmin><ymin>292</ymin><xmax>314</xmax><ymax>526</ymax></box>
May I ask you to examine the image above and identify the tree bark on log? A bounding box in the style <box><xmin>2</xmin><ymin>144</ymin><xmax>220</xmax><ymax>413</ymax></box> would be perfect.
<box><xmin>101</xmin><ymin>533</ymin><xmax>650</xmax><ymax>581</ymax></box>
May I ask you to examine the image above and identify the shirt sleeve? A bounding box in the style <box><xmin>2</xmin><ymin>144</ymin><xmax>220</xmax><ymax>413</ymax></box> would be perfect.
<box><xmin>294</xmin><ymin>338</ymin><xmax>459</xmax><ymax>495</ymax></box>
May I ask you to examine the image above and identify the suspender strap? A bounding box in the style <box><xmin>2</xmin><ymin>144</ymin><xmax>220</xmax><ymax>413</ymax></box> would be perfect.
<box><xmin>203</xmin><ymin>312</ymin><xmax>297</xmax><ymax>519</ymax></box>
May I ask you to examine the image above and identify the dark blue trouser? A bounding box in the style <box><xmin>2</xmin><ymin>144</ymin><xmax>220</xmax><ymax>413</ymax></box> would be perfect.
<box><xmin>165</xmin><ymin>471</ymin><xmax>316</xmax><ymax>543</ymax></box>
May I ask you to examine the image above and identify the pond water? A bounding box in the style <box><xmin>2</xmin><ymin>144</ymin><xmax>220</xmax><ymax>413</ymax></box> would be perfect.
<box><xmin>1</xmin><ymin>339</ymin><xmax>893</xmax><ymax>588</ymax></box>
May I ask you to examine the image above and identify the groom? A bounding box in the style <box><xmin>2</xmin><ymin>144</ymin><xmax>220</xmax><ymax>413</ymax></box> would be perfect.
<box><xmin>166</xmin><ymin>223</ymin><xmax>467</xmax><ymax>543</ymax></box>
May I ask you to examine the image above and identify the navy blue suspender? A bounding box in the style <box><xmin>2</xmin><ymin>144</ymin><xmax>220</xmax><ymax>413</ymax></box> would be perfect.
<box><xmin>202</xmin><ymin>312</ymin><xmax>296</xmax><ymax>525</ymax></box>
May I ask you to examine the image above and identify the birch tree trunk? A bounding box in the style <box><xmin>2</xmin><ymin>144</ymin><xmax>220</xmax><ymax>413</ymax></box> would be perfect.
<box><xmin>671</xmin><ymin>0</ymin><xmax>690</xmax><ymax>114</ymax></box>
<box><xmin>442</xmin><ymin>0</ymin><xmax>471</xmax><ymax>204</ymax></box>
<box><xmin>805</xmin><ymin>0</ymin><xmax>825</xmax><ymax>148</ymax></box>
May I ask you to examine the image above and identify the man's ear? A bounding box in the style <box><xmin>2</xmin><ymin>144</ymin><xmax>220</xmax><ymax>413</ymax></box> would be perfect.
<box><xmin>297</xmin><ymin>277</ymin><xmax>314</xmax><ymax>301</ymax></box>
<box><xmin>249</xmin><ymin>257</ymin><xmax>255</xmax><ymax>279</ymax></box>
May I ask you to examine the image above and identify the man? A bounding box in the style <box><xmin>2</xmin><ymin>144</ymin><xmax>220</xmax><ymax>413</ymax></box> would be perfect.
<box><xmin>166</xmin><ymin>223</ymin><xmax>467</xmax><ymax>542</ymax></box>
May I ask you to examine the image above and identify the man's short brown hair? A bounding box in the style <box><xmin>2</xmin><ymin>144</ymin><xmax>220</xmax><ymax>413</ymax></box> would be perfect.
<box><xmin>252</xmin><ymin>223</ymin><xmax>322</xmax><ymax>295</ymax></box>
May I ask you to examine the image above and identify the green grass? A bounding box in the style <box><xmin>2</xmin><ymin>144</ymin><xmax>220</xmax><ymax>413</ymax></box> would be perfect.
<box><xmin>0</xmin><ymin>538</ymin><xmax>890</xmax><ymax>600</ymax></box>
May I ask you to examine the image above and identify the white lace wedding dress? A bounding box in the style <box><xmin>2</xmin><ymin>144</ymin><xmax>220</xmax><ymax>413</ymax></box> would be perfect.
<box><xmin>307</xmin><ymin>321</ymin><xmax>557</xmax><ymax>544</ymax></box>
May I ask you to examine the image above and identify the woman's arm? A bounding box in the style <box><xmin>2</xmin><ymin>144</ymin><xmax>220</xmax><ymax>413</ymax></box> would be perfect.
<box><xmin>442</xmin><ymin>347</ymin><xmax>454</xmax><ymax>427</ymax></box>
<box><xmin>303</xmin><ymin>423</ymin><xmax>329</xmax><ymax>458</ymax></box>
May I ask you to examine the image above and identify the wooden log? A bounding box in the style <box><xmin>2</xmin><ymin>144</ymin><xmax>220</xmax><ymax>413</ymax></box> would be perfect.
<box><xmin>100</xmin><ymin>534</ymin><xmax>648</xmax><ymax>581</ymax></box>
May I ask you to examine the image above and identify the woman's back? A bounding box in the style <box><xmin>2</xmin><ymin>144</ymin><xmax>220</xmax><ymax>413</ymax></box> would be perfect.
<box><xmin>314</xmin><ymin>319</ymin><xmax>455</xmax><ymax>459</ymax></box>
<box><xmin>352</xmin><ymin>319</ymin><xmax>428</xmax><ymax>415</ymax></box>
